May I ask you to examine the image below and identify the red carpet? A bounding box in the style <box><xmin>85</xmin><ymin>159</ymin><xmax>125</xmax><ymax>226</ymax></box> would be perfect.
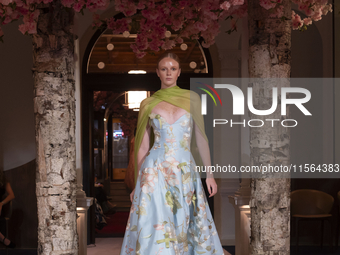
<box><xmin>96</xmin><ymin>211</ymin><xmax>130</xmax><ymax>237</ymax></box>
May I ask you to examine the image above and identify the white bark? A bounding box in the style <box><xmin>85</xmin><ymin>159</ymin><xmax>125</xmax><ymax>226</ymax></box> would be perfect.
<box><xmin>33</xmin><ymin>2</ymin><xmax>78</xmax><ymax>254</ymax></box>
<box><xmin>248</xmin><ymin>0</ymin><xmax>292</xmax><ymax>254</ymax></box>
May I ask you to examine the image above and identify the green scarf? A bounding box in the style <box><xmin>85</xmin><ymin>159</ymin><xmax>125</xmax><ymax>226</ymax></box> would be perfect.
<box><xmin>134</xmin><ymin>85</ymin><xmax>208</xmax><ymax>185</ymax></box>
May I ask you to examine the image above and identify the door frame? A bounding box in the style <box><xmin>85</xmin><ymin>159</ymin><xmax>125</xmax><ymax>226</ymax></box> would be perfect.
<box><xmin>82</xmin><ymin>26</ymin><xmax>215</xmax><ymax>244</ymax></box>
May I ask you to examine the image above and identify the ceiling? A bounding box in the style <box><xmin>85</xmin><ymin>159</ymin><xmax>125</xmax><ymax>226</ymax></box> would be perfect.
<box><xmin>87</xmin><ymin>29</ymin><xmax>208</xmax><ymax>74</ymax></box>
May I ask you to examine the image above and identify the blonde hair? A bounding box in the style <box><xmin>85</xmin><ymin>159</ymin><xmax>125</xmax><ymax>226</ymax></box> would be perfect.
<box><xmin>157</xmin><ymin>52</ymin><xmax>181</xmax><ymax>69</ymax></box>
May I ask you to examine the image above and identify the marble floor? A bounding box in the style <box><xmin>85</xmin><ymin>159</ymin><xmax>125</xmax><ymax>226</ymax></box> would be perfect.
<box><xmin>87</xmin><ymin>238</ymin><xmax>231</xmax><ymax>255</ymax></box>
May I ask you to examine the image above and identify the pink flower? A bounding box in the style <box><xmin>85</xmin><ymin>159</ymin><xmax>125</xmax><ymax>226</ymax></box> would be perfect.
<box><xmin>305</xmin><ymin>7</ymin><xmax>315</xmax><ymax>16</ymax></box>
<box><xmin>18</xmin><ymin>20</ymin><xmax>37</xmax><ymax>34</ymax></box>
<box><xmin>231</xmin><ymin>0</ymin><xmax>244</xmax><ymax>5</ymax></box>
<box><xmin>162</xmin><ymin>157</ymin><xmax>180</xmax><ymax>173</ymax></box>
<box><xmin>303</xmin><ymin>17</ymin><xmax>312</xmax><ymax>25</ymax></box>
<box><xmin>321</xmin><ymin>4</ymin><xmax>332</xmax><ymax>16</ymax></box>
<box><xmin>17</xmin><ymin>9</ymin><xmax>39</xmax><ymax>34</ymax></box>
<box><xmin>199</xmin><ymin>203</ymin><xmax>206</xmax><ymax>211</ymax></box>
<box><xmin>220</xmin><ymin>1</ymin><xmax>231</xmax><ymax>10</ymax></box>
<box><xmin>319</xmin><ymin>0</ymin><xmax>329</xmax><ymax>5</ymax></box>
<box><xmin>130</xmin><ymin>43</ymin><xmax>147</xmax><ymax>58</ymax></box>
<box><xmin>203</xmin><ymin>10</ymin><xmax>218</xmax><ymax>20</ymax></box>
<box><xmin>136</xmin><ymin>0</ymin><xmax>146</xmax><ymax>9</ymax></box>
<box><xmin>291</xmin><ymin>10</ymin><xmax>303</xmax><ymax>30</ymax></box>
<box><xmin>230</xmin><ymin>1</ymin><xmax>248</xmax><ymax>18</ymax></box>
<box><xmin>153</xmin><ymin>224</ymin><xmax>164</xmax><ymax>230</ymax></box>
<box><xmin>158</xmin><ymin>163</ymin><xmax>179</xmax><ymax>187</ymax></box>
<box><xmin>171</xmin><ymin>18</ymin><xmax>184</xmax><ymax>31</ymax></box>
<box><xmin>0</xmin><ymin>0</ymin><xmax>13</xmax><ymax>5</ymax></box>
<box><xmin>135</xmin><ymin>50</ymin><xmax>146</xmax><ymax>58</ymax></box>
<box><xmin>311</xmin><ymin>9</ymin><xmax>322</xmax><ymax>21</ymax></box>
<box><xmin>186</xmin><ymin>190</ymin><xmax>194</xmax><ymax>205</ymax></box>
<box><xmin>141</xmin><ymin>8</ymin><xmax>160</xmax><ymax>20</ymax></box>
<box><xmin>179</xmin><ymin>0</ymin><xmax>190</xmax><ymax>8</ymax></box>
<box><xmin>92</xmin><ymin>13</ymin><xmax>103</xmax><ymax>28</ymax></box>
<box><xmin>5</xmin><ymin>6</ymin><xmax>12</xmax><ymax>15</ymax></box>
<box><xmin>73</xmin><ymin>0</ymin><xmax>85</xmax><ymax>12</ymax></box>
<box><xmin>123</xmin><ymin>2</ymin><xmax>137</xmax><ymax>16</ymax></box>
<box><xmin>140</xmin><ymin>167</ymin><xmax>158</xmax><ymax>194</ymax></box>
<box><xmin>86</xmin><ymin>0</ymin><xmax>110</xmax><ymax>12</ymax></box>
<box><xmin>259</xmin><ymin>0</ymin><xmax>277</xmax><ymax>10</ymax></box>
<box><xmin>298</xmin><ymin>3</ymin><xmax>309</xmax><ymax>12</ymax></box>
<box><xmin>149</xmin><ymin>38</ymin><xmax>164</xmax><ymax>51</ymax></box>
<box><xmin>16</xmin><ymin>6</ymin><xmax>29</xmax><ymax>16</ymax></box>
<box><xmin>61</xmin><ymin>0</ymin><xmax>75</xmax><ymax>8</ymax></box>
<box><xmin>135</xmin><ymin>34</ymin><xmax>148</xmax><ymax>50</ymax></box>
<box><xmin>269</xmin><ymin>4</ymin><xmax>284</xmax><ymax>18</ymax></box>
<box><xmin>175</xmin><ymin>37</ymin><xmax>183</xmax><ymax>44</ymax></box>
<box><xmin>130</xmin><ymin>203</ymin><xmax>137</xmax><ymax>214</ymax></box>
<box><xmin>162</xmin><ymin>39</ymin><xmax>176</xmax><ymax>50</ymax></box>
<box><xmin>2</xmin><ymin>15</ymin><xmax>12</xmax><ymax>25</ymax></box>
<box><xmin>194</xmin><ymin>22</ymin><xmax>208</xmax><ymax>31</ymax></box>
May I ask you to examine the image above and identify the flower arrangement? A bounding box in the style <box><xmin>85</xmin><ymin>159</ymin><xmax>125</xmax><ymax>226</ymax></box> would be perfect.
<box><xmin>0</xmin><ymin>0</ymin><xmax>333</xmax><ymax>56</ymax></box>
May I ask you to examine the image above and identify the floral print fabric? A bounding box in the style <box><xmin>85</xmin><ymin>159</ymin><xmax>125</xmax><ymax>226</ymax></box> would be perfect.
<box><xmin>120</xmin><ymin>112</ymin><xmax>224</xmax><ymax>255</ymax></box>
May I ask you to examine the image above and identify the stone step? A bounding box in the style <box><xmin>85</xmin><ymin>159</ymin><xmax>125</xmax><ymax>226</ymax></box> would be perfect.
<box><xmin>110</xmin><ymin>195</ymin><xmax>130</xmax><ymax>202</ymax></box>
<box><xmin>115</xmin><ymin>201</ymin><xmax>132</xmax><ymax>212</ymax></box>
<box><xmin>110</xmin><ymin>181</ymin><xmax>126</xmax><ymax>190</ymax></box>
<box><xmin>109</xmin><ymin>189</ymin><xmax>131</xmax><ymax>196</ymax></box>
<box><xmin>108</xmin><ymin>181</ymin><xmax>131</xmax><ymax>211</ymax></box>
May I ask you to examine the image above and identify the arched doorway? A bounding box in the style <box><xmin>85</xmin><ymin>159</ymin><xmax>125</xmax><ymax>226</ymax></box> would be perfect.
<box><xmin>82</xmin><ymin>19</ymin><xmax>214</xmax><ymax>244</ymax></box>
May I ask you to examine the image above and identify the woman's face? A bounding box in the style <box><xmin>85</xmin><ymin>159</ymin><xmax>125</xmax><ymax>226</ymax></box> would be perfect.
<box><xmin>156</xmin><ymin>57</ymin><xmax>181</xmax><ymax>89</ymax></box>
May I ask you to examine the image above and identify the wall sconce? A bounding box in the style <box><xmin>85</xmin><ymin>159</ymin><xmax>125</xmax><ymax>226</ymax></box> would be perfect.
<box><xmin>123</xmin><ymin>91</ymin><xmax>150</xmax><ymax>110</ymax></box>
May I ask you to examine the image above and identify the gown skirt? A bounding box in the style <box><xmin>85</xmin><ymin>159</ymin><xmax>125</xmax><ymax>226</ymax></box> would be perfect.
<box><xmin>119</xmin><ymin>111</ymin><xmax>224</xmax><ymax>255</ymax></box>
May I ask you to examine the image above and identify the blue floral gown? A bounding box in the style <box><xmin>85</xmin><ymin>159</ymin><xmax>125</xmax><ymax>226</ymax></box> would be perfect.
<box><xmin>120</xmin><ymin>111</ymin><xmax>224</xmax><ymax>255</ymax></box>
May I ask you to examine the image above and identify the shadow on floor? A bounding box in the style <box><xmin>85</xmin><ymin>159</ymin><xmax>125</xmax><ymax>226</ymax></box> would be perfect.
<box><xmin>0</xmin><ymin>249</ymin><xmax>37</xmax><ymax>255</ymax></box>
<box><xmin>222</xmin><ymin>246</ymin><xmax>340</xmax><ymax>255</ymax></box>
<box><xmin>222</xmin><ymin>246</ymin><xmax>235</xmax><ymax>255</ymax></box>
<box><xmin>291</xmin><ymin>245</ymin><xmax>340</xmax><ymax>255</ymax></box>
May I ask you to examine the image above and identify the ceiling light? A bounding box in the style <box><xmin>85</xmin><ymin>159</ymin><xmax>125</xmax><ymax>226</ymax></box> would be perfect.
<box><xmin>98</xmin><ymin>62</ymin><xmax>105</xmax><ymax>69</ymax></box>
<box><xmin>189</xmin><ymin>61</ymin><xmax>197</xmax><ymax>69</ymax></box>
<box><xmin>123</xmin><ymin>31</ymin><xmax>130</xmax><ymax>38</ymax></box>
<box><xmin>180</xmin><ymin>43</ymin><xmax>188</xmax><ymax>51</ymax></box>
<box><xmin>128</xmin><ymin>70</ymin><xmax>147</xmax><ymax>74</ymax></box>
<box><xmin>107</xmin><ymin>43</ymin><xmax>114</xmax><ymax>51</ymax></box>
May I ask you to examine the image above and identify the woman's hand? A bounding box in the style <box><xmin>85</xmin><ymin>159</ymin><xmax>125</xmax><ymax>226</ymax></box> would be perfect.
<box><xmin>206</xmin><ymin>178</ymin><xmax>217</xmax><ymax>197</ymax></box>
<box><xmin>130</xmin><ymin>188</ymin><xmax>135</xmax><ymax>203</ymax></box>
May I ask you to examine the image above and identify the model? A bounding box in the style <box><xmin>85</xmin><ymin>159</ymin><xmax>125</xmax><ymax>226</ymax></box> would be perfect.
<box><xmin>119</xmin><ymin>52</ymin><xmax>224</xmax><ymax>255</ymax></box>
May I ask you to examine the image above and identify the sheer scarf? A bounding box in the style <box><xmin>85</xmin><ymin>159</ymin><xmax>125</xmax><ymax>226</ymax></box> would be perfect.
<box><xmin>134</xmin><ymin>85</ymin><xmax>208</xmax><ymax>185</ymax></box>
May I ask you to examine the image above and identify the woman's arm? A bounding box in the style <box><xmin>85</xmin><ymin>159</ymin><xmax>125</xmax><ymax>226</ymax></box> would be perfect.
<box><xmin>194</xmin><ymin>122</ymin><xmax>213</xmax><ymax>178</ymax></box>
<box><xmin>1</xmin><ymin>182</ymin><xmax>15</xmax><ymax>205</ymax></box>
<box><xmin>194</xmin><ymin>121</ymin><xmax>217</xmax><ymax>197</ymax></box>
<box><xmin>136</xmin><ymin>121</ymin><xmax>151</xmax><ymax>181</ymax></box>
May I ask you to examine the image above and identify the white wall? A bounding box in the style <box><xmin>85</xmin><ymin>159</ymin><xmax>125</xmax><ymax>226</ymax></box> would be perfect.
<box><xmin>0</xmin><ymin>21</ymin><xmax>35</xmax><ymax>170</ymax></box>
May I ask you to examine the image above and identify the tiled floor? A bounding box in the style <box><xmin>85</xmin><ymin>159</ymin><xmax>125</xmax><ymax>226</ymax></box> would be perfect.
<box><xmin>87</xmin><ymin>238</ymin><xmax>231</xmax><ymax>255</ymax></box>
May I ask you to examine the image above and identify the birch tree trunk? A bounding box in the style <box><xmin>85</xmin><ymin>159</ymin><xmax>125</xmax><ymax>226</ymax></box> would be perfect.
<box><xmin>33</xmin><ymin>2</ymin><xmax>78</xmax><ymax>254</ymax></box>
<box><xmin>248</xmin><ymin>0</ymin><xmax>292</xmax><ymax>254</ymax></box>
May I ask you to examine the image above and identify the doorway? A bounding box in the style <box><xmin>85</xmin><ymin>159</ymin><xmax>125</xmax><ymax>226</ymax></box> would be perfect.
<box><xmin>82</xmin><ymin>22</ymin><xmax>214</xmax><ymax>244</ymax></box>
